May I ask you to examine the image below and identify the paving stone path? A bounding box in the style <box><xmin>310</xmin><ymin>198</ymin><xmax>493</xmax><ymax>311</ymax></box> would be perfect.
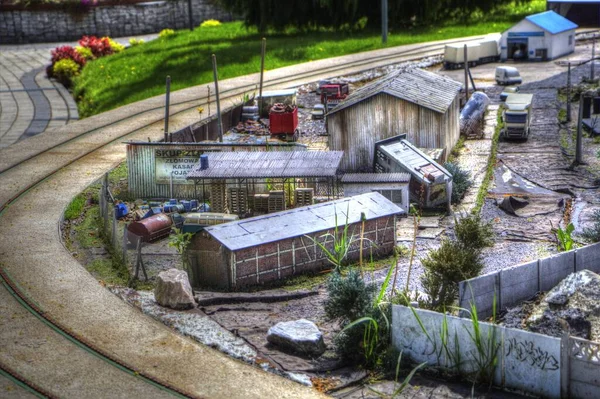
<box><xmin>0</xmin><ymin>35</ymin><xmax>157</xmax><ymax>149</ymax></box>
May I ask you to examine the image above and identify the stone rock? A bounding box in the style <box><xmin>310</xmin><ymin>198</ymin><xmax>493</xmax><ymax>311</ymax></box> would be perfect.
<box><xmin>267</xmin><ymin>319</ymin><xmax>326</xmax><ymax>356</ymax></box>
<box><xmin>526</xmin><ymin>270</ymin><xmax>600</xmax><ymax>340</ymax></box>
<box><xmin>154</xmin><ymin>268</ymin><xmax>195</xmax><ymax>310</ymax></box>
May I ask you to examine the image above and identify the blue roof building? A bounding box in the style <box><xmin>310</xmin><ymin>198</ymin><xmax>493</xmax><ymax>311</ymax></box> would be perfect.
<box><xmin>500</xmin><ymin>10</ymin><xmax>578</xmax><ymax>61</ymax></box>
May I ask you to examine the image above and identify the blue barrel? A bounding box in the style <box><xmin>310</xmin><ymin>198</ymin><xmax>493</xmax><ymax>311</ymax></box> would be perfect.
<box><xmin>180</xmin><ymin>200</ymin><xmax>191</xmax><ymax>212</ymax></box>
<box><xmin>164</xmin><ymin>204</ymin><xmax>185</xmax><ymax>213</ymax></box>
<box><xmin>190</xmin><ymin>199</ymin><xmax>199</xmax><ymax>210</ymax></box>
<box><xmin>114</xmin><ymin>203</ymin><xmax>129</xmax><ymax>219</ymax></box>
<box><xmin>149</xmin><ymin>201</ymin><xmax>162</xmax><ymax>207</ymax></box>
<box><xmin>169</xmin><ymin>198</ymin><xmax>178</xmax><ymax>205</ymax></box>
<box><xmin>198</xmin><ymin>203</ymin><xmax>211</xmax><ymax>212</ymax></box>
<box><xmin>200</xmin><ymin>154</ymin><xmax>209</xmax><ymax>170</ymax></box>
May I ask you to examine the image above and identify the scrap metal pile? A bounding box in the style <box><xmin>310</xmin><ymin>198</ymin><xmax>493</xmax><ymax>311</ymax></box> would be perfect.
<box><xmin>233</xmin><ymin>119</ymin><xmax>269</xmax><ymax>135</ymax></box>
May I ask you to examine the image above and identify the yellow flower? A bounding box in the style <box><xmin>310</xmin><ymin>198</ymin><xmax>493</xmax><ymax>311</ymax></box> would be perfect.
<box><xmin>197</xmin><ymin>107</ymin><xmax>204</xmax><ymax>114</ymax></box>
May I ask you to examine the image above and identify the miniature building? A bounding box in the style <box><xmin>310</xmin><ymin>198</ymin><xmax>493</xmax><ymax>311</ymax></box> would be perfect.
<box><xmin>341</xmin><ymin>173</ymin><xmax>410</xmax><ymax>212</ymax></box>
<box><xmin>500</xmin><ymin>10</ymin><xmax>578</xmax><ymax>61</ymax></box>
<box><xmin>374</xmin><ymin>135</ymin><xmax>452</xmax><ymax>209</ymax></box>
<box><xmin>547</xmin><ymin>1</ymin><xmax>600</xmax><ymax>27</ymax></box>
<box><xmin>186</xmin><ymin>151</ymin><xmax>344</xmax><ymax>215</ymax></box>
<box><xmin>327</xmin><ymin>68</ymin><xmax>461</xmax><ymax>172</ymax></box>
<box><xmin>188</xmin><ymin>192</ymin><xmax>404</xmax><ymax>290</ymax></box>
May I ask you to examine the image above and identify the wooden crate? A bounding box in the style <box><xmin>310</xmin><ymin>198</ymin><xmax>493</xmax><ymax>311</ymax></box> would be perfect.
<box><xmin>210</xmin><ymin>181</ymin><xmax>228</xmax><ymax>214</ymax></box>
<box><xmin>268</xmin><ymin>190</ymin><xmax>286</xmax><ymax>213</ymax></box>
<box><xmin>294</xmin><ymin>188</ymin><xmax>314</xmax><ymax>207</ymax></box>
<box><xmin>228</xmin><ymin>188</ymin><xmax>248</xmax><ymax>215</ymax></box>
<box><xmin>253</xmin><ymin>194</ymin><xmax>269</xmax><ymax>213</ymax></box>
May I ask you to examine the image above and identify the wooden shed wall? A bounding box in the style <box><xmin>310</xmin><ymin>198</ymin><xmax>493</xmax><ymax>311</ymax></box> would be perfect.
<box><xmin>189</xmin><ymin>215</ymin><xmax>398</xmax><ymax>290</ymax></box>
<box><xmin>328</xmin><ymin>93</ymin><xmax>460</xmax><ymax>172</ymax></box>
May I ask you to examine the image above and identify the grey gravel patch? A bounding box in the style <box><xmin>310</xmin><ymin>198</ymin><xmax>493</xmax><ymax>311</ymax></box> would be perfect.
<box><xmin>111</xmin><ymin>288</ymin><xmax>257</xmax><ymax>363</ymax></box>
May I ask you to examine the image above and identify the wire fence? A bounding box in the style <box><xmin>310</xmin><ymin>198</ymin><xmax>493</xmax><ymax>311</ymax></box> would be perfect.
<box><xmin>98</xmin><ymin>173</ymin><xmax>183</xmax><ymax>282</ymax></box>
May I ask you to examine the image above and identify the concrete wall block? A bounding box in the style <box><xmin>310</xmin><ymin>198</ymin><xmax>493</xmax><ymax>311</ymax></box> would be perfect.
<box><xmin>459</xmin><ymin>271</ymin><xmax>499</xmax><ymax>319</ymax></box>
<box><xmin>575</xmin><ymin>242</ymin><xmax>600</xmax><ymax>273</ymax></box>
<box><xmin>391</xmin><ymin>305</ymin><xmax>440</xmax><ymax>366</ymax></box>
<box><xmin>502</xmin><ymin>328</ymin><xmax>561</xmax><ymax>399</ymax></box>
<box><xmin>500</xmin><ymin>260</ymin><xmax>539</xmax><ymax>310</ymax></box>
<box><xmin>539</xmin><ymin>251</ymin><xmax>575</xmax><ymax>292</ymax></box>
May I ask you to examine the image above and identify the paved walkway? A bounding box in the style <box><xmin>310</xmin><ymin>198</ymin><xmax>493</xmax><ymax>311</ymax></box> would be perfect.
<box><xmin>0</xmin><ymin>35</ymin><xmax>157</xmax><ymax>149</ymax></box>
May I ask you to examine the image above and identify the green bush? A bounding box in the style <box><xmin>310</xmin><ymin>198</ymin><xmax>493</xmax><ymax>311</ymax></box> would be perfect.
<box><xmin>444</xmin><ymin>162</ymin><xmax>472</xmax><ymax>204</ymax></box>
<box><xmin>128</xmin><ymin>38</ymin><xmax>145</xmax><ymax>47</ymax></box>
<box><xmin>324</xmin><ymin>269</ymin><xmax>375</xmax><ymax>325</ymax></box>
<box><xmin>53</xmin><ymin>58</ymin><xmax>80</xmax><ymax>87</ymax></box>
<box><xmin>75</xmin><ymin>45</ymin><xmax>94</xmax><ymax>61</ymax></box>
<box><xmin>454</xmin><ymin>213</ymin><xmax>494</xmax><ymax>250</ymax></box>
<box><xmin>582</xmin><ymin>210</ymin><xmax>600</xmax><ymax>243</ymax></box>
<box><xmin>420</xmin><ymin>239</ymin><xmax>484</xmax><ymax>311</ymax></box>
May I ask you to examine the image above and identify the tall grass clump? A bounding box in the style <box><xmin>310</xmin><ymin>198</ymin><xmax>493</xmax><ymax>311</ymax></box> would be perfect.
<box><xmin>420</xmin><ymin>213</ymin><xmax>493</xmax><ymax>310</ymax></box>
<box><xmin>64</xmin><ymin>194</ymin><xmax>86</xmax><ymax>220</ymax></box>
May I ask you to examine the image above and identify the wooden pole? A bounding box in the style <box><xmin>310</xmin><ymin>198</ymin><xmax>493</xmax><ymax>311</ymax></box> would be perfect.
<box><xmin>464</xmin><ymin>44</ymin><xmax>469</xmax><ymax>102</ymax></box>
<box><xmin>567</xmin><ymin>62</ymin><xmax>572</xmax><ymax>122</ymax></box>
<box><xmin>164</xmin><ymin>76</ymin><xmax>171</xmax><ymax>143</ymax></box>
<box><xmin>259</xmin><ymin>38</ymin><xmax>266</xmax><ymax>116</ymax></box>
<box><xmin>576</xmin><ymin>95</ymin><xmax>584</xmax><ymax>165</ymax></box>
<box><xmin>592</xmin><ymin>37</ymin><xmax>596</xmax><ymax>81</ymax></box>
<box><xmin>212</xmin><ymin>54</ymin><xmax>223</xmax><ymax>142</ymax></box>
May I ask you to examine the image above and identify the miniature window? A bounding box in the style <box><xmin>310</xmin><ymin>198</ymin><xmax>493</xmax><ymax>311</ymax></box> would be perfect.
<box><xmin>569</xmin><ymin>35</ymin><xmax>573</xmax><ymax>45</ymax></box>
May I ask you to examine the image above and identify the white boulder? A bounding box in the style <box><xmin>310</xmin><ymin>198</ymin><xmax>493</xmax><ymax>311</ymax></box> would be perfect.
<box><xmin>267</xmin><ymin>319</ymin><xmax>326</xmax><ymax>356</ymax></box>
<box><xmin>154</xmin><ymin>269</ymin><xmax>195</xmax><ymax>310</ymax></box>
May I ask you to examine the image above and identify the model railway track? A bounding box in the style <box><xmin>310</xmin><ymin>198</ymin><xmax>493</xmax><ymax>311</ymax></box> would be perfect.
<box><xmin>0</xmin><ymin>268</ymin><xmax>193</xmax><ymax>398</ymax></box>
<box><xmin>0</xmin><ymin>36</ymin><xmax>488</xmax><ymax>397</ymax></box>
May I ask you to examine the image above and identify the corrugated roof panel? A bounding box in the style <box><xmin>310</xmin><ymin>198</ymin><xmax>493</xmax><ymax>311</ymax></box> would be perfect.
<box><xmin>328</xmin><ymin>68</ymin><xmax>461</xmax><ymax>116</ymax></box>
<box><xmin>205</xmin><ymin>192</ymin><xmax>404</xmax><ymax>251</ymax></box>
<box><xmin>341</xmin><ymin>173</ymin><xmax>411</xmax><ymax>183</ymax></box>
<box><xmin>187</xmin><ymin>151</ymin><xmax>343</xmax><ymax>179</ymax></box>
<box><xmin>525</xmin><ymin>10</ymin><xmax>578</xmax><ymax>34</ymax></box>
<box><xmin>379</xmin><ymin>139</ymin><xmax>451</xmax><ymax>184</ymax></box>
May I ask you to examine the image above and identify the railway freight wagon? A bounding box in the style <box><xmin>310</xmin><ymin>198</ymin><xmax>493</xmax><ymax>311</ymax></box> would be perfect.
<box><xmin>444</xmin><ymin>34</ymin><xmax>501</xmax><ymax>69</ymax></box>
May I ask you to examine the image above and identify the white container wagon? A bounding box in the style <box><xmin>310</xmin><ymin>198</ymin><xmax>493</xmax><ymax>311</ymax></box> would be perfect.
<box><xmin>444</xmin><ymin>33</ymin><xmax>501</xmax><ymax>69</ymax></box>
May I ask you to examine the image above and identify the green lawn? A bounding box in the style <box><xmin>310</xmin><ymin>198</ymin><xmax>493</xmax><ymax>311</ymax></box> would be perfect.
<box><xmin>74</xmin><ymin>1</ymin><xmax>545</xmax><ymax>117</ymax></box>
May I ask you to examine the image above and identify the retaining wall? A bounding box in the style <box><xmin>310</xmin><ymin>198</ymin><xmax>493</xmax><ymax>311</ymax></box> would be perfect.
<box><xmin>459</xmin><ymin>242</ymin><xmax>600</xmax><ymax>318</ymax></box>
<box><xmin>0</xmin><ymin>0</ymin><xmax>232</xmax><ymax>44</ymax></box>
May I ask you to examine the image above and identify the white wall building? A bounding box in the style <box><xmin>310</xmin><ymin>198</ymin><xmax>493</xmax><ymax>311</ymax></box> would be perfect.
<box><xmin>500</xmin><ymin>10</ymin><xmax>578</xmax><ymax>61</ymax></box>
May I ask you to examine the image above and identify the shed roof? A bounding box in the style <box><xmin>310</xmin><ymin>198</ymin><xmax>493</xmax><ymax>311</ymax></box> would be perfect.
<box><xmin>204</xmin><ymin>192</ymin><xmax>404</xmax><ymax>251</ymax></box>
<box><xmin>186</xmin><ymin>151</ymin><xmax>343</xmax><ymax>179</ymax></box>
<box><xmin>525</xmin><ymin>11</ymin><xmax>578</xmax><ymax>34</ymax></box>
<box><xmin>377</xmin><ymin>137</ymin><xmax>451</xmax><ymax>184</ymax></box>
<box><xmin>341</xmin><ymin>173</ymin><xmax>410</xmax><ymax>183</ymax></box>
<box><xmin>328</xmin><ymin>68</ymin><xmax>461</xmax><ymax>116</ymax></box>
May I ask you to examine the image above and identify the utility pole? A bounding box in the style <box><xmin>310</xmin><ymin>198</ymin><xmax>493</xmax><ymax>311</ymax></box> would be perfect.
<box><xmin>212</xmin><ymin>54</ymin><xmax>223</xmax><ymax>143</ymax></box>
<box><xmin>464</xmin><ymin>45</ymin><xmax>469</xmax><ymax>102</ymax></box>
<box><xmin>567</xmin><ymin>62</ymin><xmax>571</xmax><ymax>122</ymax></box>
<box><xmin>381</xmin><ymin>0</ymin><xmax>388</xmax><ymax>44</ymax></box>
<box><xmin>164</xmin><ymin>76</ymin><xmax>171</xmax><ymax>143</ymax></box>
<box><xmin>576</xmin><ymin>93</ymin><xmax>585</xmax><ymax>165</ymax></box>
<box><xmin>592</xmin><ymin>37</ymin><xmax>596</xmax><ymax>81</ymax></box>
<box><xmin>259</xmin><ymin>38</ymin><xmax>266</xmax><ymax>116</ymax></box>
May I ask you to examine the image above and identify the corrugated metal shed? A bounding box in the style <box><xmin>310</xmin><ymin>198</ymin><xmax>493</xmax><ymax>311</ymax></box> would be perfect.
<box><xmin>204</xmin><ymin>192</ymin><xmax>403</xmax><ymax>251</ymax></box>
<box><xmin>328</xmin><ymin>68</ymin><xmax>462</xmax><ymax>116</ymax></box>
<box><xmin>526</xmin><ymin>10</ymin><xmax>578</xmax><ymax>34</ymax></box>
<box><xmin>377</xmin><ymin>139</ymin><xmax>451</xmax><ymax>184</ymax></box>
<box><xmin>186</xmin><ymin>151</ymin><xmax>343</xmax><ymax>179</ymax></box>
<box><xmin>341</xmin><ymin>173</ymin><xmax>410</xmax><ymax>183</ymax></box>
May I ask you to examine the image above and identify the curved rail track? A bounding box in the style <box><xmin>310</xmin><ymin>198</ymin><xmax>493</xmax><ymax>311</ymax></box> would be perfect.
<box><xmin>0</xmin><ymin>35</ymin><xmax>488</xmax><ymax>397</ymax></box>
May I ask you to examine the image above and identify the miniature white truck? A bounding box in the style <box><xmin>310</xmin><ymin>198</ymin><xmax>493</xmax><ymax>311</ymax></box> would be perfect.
<box><xmin>501</xmin><ymin>93</ymin><xmax>533</xmax><ymax>140</ymax></box>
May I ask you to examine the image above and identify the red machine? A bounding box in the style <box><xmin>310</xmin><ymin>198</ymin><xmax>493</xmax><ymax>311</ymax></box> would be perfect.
<box><xmin>320</xmin><ymin>83</ymin><xmax>349</xmax><ymax>107</ymax></box>
<box><xmin>269</xmin><ymin>103</ymin><xmax>299</xmax><ymax>141</ymax></box>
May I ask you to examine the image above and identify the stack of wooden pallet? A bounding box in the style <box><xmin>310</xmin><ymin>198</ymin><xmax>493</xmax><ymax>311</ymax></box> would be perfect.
<box><xmin>294</xmin><ymin>188</ymin><xmax>314</xmax><ymax>207</ymax></box>
<box><xmin>228</xmin><ymin>188</ymin><xmax>248</xmax><ymax>215</ymax></box>
<box><xmin>253</xmin><ymin>194</ymin><xmax>269</xmax><ymax>213</ymax></box>
<box><xmin>268</xmin><ymin>191</ymin><xmax>286</xmax><ymax>213</ymax></box>
<box><xmin>210</xmin><ymin>181</ymin><xmax>228</xmax><ymax>213</ymax></box>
